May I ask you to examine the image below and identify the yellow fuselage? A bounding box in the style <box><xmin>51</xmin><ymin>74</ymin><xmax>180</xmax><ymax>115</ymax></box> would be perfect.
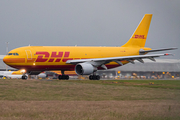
<box><xmin>3</xmin><ymin>46</ymin><xmax>151</xmax><ymax>71</ymax></box>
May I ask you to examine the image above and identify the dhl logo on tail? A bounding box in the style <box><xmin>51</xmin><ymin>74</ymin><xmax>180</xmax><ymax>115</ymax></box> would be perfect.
<box><xmin>132</xmin><ymin>35</ymin><xmax>146</xmax><ymax>39</ymax></box>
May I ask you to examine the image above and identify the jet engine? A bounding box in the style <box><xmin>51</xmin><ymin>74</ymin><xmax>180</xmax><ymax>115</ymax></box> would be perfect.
<box><xmin>75</xmin><ymin>63</ymin><xmax>96</xmax><ymax>75</ymax></box>
<box><xmin>38</xmin><ymin>73</ymin><xmax>48</xmax><ymax>78</ymax></box>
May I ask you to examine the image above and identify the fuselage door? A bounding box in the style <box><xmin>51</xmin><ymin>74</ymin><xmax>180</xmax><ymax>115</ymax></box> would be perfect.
<box><xmin>25</xmin><ymin>50</ymin><xmax>32</xmax><ymax>60</ymax></box>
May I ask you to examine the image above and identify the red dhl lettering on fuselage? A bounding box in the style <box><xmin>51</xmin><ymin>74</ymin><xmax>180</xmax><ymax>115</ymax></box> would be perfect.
<box><xmin>35</xmin><ymin>51</ymin><xmax>73</xmax><ymax>62</ymax></box>
<box><xmin>132</xmin><ymin>35</ymin><xmax>146</xmax><ymax>39</ymax></box>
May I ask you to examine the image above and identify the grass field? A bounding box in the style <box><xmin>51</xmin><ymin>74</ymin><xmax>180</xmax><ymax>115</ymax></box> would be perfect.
<box><xmin>0</xmin><ymin>79</ymin><xmax>180</xmax><ymax>120</ymax></box>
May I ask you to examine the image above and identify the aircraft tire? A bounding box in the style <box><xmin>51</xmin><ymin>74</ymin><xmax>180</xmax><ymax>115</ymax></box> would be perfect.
<box><xmin>65</xmin><ymin>75</ymin><xmax>69</xmax><ymax>80</ymax></box>
<box><xmin>89</xmin><ymin>75</ymin><xmax>100</xmax><ymax>80</ymax></box>
<box><xmin>58</xmin><ymin>75</ymin><xmax>62</xmax><ymax>80</ymax></box>
<box><xmin>58</xmin><ymin>75</ymin><xmax>69</xmax><ymax>80</ymax></box>
<box><xmin>96</xmin><ymin>75</ymin><xmax>100</xmax><ymax>80</ymax></box>
<box><xmin>22</xmin><ymin>75</ymin><xmax>27</xmax><ymax>80</ymax></box>
<box><xmin>89</xmin><ymin>75</ymin><xmax>93</xmax><ymax>80</ymax></box>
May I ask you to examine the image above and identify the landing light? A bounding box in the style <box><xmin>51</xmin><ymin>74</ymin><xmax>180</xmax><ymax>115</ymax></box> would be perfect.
<box><xmin>33</xmin><ymin>63</ymin><xmax>36</xmax><ymax>66</ymax></box>
<box><xmin>20</xmin><ymin>69</ymin><xmax>26</xmax><ymax>73</ymax></box>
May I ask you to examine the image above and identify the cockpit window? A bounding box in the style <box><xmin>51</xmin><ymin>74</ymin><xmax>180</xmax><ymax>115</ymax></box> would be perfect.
<box><xmin>8</xmin><ymin>53</ymin><xmax>12</xmax><ymax>55</ymax></box>
<box><xmin>8</xmin><ymin>53</ymin><xmax>19</xmax><ymax>56</ymax></box>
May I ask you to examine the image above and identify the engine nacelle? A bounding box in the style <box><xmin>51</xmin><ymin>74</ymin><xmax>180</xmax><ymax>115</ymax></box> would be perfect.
<box><xmin>38</xmin><ymin>73</ymin><xmax>48</xmax><ymax>78</ymax></box>
<box><xmin>75</xmin><ymin>63</ymin><xmax>96</xmax><ymax>75</ymax></box>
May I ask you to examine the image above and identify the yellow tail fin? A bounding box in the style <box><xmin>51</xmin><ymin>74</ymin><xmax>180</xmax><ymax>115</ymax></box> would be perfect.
<box><xmin>122</xmin><ymin>14</ymin><xmax>152</xmax><ymax>47</ymax></box>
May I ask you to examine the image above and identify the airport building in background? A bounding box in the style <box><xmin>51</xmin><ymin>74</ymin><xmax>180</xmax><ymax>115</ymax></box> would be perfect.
<box><xmin>98</xmin><ymin>59</ymin><xmax>180</xmax><ymax>79</ymax></box>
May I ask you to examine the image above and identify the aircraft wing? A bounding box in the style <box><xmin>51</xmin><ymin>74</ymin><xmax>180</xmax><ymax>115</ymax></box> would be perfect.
<box><xmin>139</xmin><ymin>47</ymin><xmax>177</xmax><ymax>54</ymax></box>
<box><xmin>66</xmin><ymin>53</ymin><xmax>173</xmax><ymax>67</ymax></box>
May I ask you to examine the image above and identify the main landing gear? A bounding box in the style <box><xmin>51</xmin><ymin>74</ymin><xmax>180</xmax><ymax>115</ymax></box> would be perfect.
<box><xmin>58</xmin><ymin>75</ymin><xmax>69</xmax><ymax>80</ymax></box>
<box><xmin>89</xmin><ymin>75</ymin><xmax>100</xmax><ymax>80</ymax></box>
<box><xmin>58</xmin><ymin>70</ymin><xmax>69</xmax><ymax>80</ymax></box>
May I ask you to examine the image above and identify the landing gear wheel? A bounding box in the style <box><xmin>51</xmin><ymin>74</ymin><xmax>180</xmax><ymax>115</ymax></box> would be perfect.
<box><xmin>96</xmin><ymin>75</ymin><xmax>100</xmax><ymax>80</ymax></box>
<box><xmin>89</xmin><ymin>75</ymin><xmax>93</xmax><ymax>80</ymax></box>
<box><xmin>22</xmin><ymin>75</ymin><xmax>27</xmax><ymax>80</ymax></box>
<box><xmin>65</xmin><ymin>75</ymin><xmax>69</xmax><ymax>80</ymax></box>
<box><xmin>58</xmin><ymin>75</ymin><xmax>62</xmax><ymax>80</ymax></box>
<box><xmin>89</xmin><ymin>75</ymin><xmax>100</xmax><ymax>80</ymax></box>
<box><xmin>58</xmin><ymin>75</ymin><xmax>69</xmax><ymax>80</ymax></box>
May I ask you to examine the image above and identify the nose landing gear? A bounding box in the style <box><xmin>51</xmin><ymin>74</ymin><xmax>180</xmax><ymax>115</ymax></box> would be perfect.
<box><xmin>21</xmin><ymin>75</ymin><xmax>27</xmax><ymax>80</ymax></box>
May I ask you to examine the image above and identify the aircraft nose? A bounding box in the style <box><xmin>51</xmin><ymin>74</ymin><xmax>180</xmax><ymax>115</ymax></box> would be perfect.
<box><xmin>3</xmin><ymin>54</ymin><xmax>25</xmax><ymax>64</ymax></box>
<box><xmin>3</xmin><ymin>55</ymin><xmax>9</xmax><ymax>64</ymax></box>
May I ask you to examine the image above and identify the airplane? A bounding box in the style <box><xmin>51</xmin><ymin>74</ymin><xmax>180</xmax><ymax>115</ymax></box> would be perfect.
<box><xmin>6</xmin><ymin>74</ymin><xmax>24</xmax><ymax>79</ymax></box>
<box><xmin>0</xmin><ymin>69</ymin><xmax>25</xmax><ymax>79</ymax></box>
<box><xmin>3</xmin><ymin>14</ymin><xmax>177</xmax><ymax>80</ymax></box>
<box><xmin>0</xmin><ymin>69</ymin><xmax>47</xmax><ymax>79</ymax></box>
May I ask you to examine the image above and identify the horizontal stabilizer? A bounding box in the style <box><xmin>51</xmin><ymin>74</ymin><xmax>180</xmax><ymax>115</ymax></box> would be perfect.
<box><xmin>140</xmin><ymin>47</ymin><xmax>177</xmax><ymax>54</ymax></box>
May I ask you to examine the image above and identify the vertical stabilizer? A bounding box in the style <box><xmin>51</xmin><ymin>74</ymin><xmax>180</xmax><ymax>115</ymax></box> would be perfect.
<box><xmin>122</xmin><ymin>14</ymin><xmax>152</xmax><ymax>47</ymax></box>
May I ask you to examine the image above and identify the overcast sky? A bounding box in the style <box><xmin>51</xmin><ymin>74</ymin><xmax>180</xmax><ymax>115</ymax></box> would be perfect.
<box><xmin>0</xmin><ymin>0</ymin><xmax>179</xmax><ymax>59</ymax></box>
